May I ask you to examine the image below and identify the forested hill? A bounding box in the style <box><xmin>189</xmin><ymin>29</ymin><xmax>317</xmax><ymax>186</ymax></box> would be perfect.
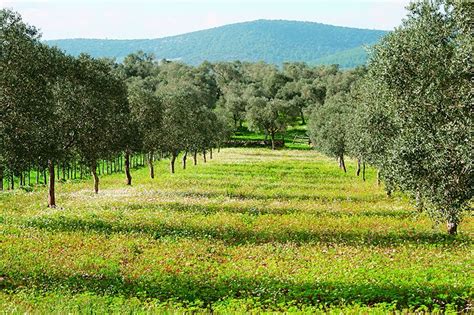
<box><xmin>45</xmin><ymin>20</ymin><xmax>387</xmax><ymax>68</ymax></box>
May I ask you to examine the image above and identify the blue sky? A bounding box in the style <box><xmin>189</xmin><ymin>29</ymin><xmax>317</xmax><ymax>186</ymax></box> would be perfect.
<box><xmin>2</xmin><ymin>0</ymin><xmax>411</xmax><ymax>40</ymax></box>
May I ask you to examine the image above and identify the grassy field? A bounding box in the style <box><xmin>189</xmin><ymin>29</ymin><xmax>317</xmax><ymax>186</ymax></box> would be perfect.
<box><xmin>0</xmin><ymin>148</ymin><xmax>472</xmax><ymax>313</ymax></box>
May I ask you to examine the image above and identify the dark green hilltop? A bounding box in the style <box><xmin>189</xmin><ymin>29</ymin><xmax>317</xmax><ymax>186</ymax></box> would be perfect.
<box><xmin>45</xmin><ymin>19</ymin><xmax>387</xmax><ymax>68</ymax></box>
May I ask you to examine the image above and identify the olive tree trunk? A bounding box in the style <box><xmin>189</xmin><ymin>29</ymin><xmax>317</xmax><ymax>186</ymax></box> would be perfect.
<box><xmin>203</xmin><ymin>150</ymin><xmax>207</xmax><ymax>163</ymax></box>
<box><xmin>48</xmin><ymin>160</ymin><xmax>56</xmax><ymax>208</ymax></box>
<box><xmin>193</xmin><ymin>151</ymin><xmax>198</xmax><ymax>166</ymax></box>
<box><xmin>90</xmin><ymin>161</ymin><xmax>99</xmax><ymax>194</ymax></box>
<box><xmin>170</xmin><ymin>153</ymin><xmax>177</xmax><ymax>174</ymax></box>
<box><xmin>339</xmin><ymin>155</ymin><xmax>347</xmax><ymax>173</ymax></box>
<box><xmin>209</xmin><ymin>148</ymin><xmax>213</xmax><ymax>159</ymax></box>
<box><xmin>182</xmin><ymin>151</ymin><xmax>187</xmax><ymax>169</ymax></box>
<box><xmin>148</xmin><ymin>151</ymin><xmax>154</xmax><ymax>179</ymax></box>
<box><xmin>356</xmin><ymin>158</ymin><xmax>361</xmax><ymax>176</ymax></box>
<box><xmin>362</xmin><ymin>162</ymin><xmax>366</xmax><ymax>181</ymax></box>
<box><xmin>125</xmin><ymin>152</ymin><xmax>132</xmax><ymax>185</ymax></box>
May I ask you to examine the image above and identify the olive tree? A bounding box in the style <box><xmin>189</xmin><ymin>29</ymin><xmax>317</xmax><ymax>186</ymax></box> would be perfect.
<box><xmin>243</xmin><ymin>63</ymin><xmax>291</xmax><ymax>149</ymax></box>
<box><xmin>127</xmin><ymin>77</ymin><xmax>162</xmax><ymax>179</ymax></box>
<box><xmin>246</xmin><ymin>97</ymin><xmax>290</xmax><ymax>150</ymax></box>
<box><xmin>158</xmin><ymin>81</ymin><xmax>198</xmax><ymax>173</ymax></box>
<box><xmin>0</xmin><ymin>9</ymin><xmax>71</xmax><ymax>206</ymax></box>
<box><xmin>72</xmin><ymin>55</ymin><xmax>130</xmax><ymax>193</ymax></box>
<box><xmin>361</xmin><ymin>0</ymin><xmax>473</xmax><ymax>234</ymax></box>
<box><xmin>1</xmin><ymin>9</ymin><xmax>46</xmax><ymax>191</ymax></box>
<box><xmin>308</xmin><ymin>93</ymin><xmax>351</xmax><ymax>172</ymax></box>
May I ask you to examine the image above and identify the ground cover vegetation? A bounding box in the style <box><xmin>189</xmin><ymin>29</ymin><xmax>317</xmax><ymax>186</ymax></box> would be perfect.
<box><xmin>0</xmin><ymin>0</ymin><xmax>473</xmax><ymax>312</ymax></box>
<box><xmin>0</xmin><ymin>148</ymin><xmax>472</xmax><ymax>313</ymax></box>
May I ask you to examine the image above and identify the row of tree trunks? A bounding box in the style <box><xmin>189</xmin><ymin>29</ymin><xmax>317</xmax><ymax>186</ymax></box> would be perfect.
<box><xmin>5</xmin><ymin>150</ymin><xmax>215</xmax><ymax>207</ymax></box>
<box><xmin>5</xmin><ymin>157</ymin><xmax>128</xmax><ymax>190</ymax></box>
<box><xmin>3</xmin><ymin>158</ymin><xmax>134</xmax><ymax>190</ymax></box>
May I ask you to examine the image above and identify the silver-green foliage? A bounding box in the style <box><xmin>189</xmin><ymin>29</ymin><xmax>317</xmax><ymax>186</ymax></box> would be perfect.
<box><xmin>360</xmin><ymin>0</ymin><xmax>473</xmax><ymax>233</ymax></box>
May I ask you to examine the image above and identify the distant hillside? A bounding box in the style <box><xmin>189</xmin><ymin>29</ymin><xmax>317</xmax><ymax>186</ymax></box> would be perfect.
<box><xmin>45</xmin><ymin>20</ymin><xmax>387</xmax><ymax>68</ymax></box>
<box><xmin>312</xmin><ymin>46</ymin><xmax>369</xmax><ymax>68</ymax></box>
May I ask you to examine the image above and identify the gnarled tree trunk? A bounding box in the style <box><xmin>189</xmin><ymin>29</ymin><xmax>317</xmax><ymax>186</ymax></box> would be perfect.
<box><xmin>209</xmin><ymin>148</ymin><xmax>213</xmax><ymax>159</ymax></box>
<box><xmin>356</xmin><ymin>158</ymin><xmax>361</xmax><ymax>176</ymax></box>
<box><xmin>170</xmin><ymin>153</ymin><xmax>177</xmax><ymax>174</ymax></box>
<box><xmin>339</xmin><ymin>155</ymin><xmax>347</xmax><ymax>173</ymax></box>
<box><xmin>203</xmin><ymin>150</ymin><xmax>207</xmax><ymax>163</ymax></box>
<box><xmin>48</xmin><ymin>160</ymin><xmax>55</xmax><ymax>208</ymax></box>
<box><xmin>182</xmin><ymin>151</ymin><xmax>187</xmax><ymax>169</ymax></box>
<box><xmin>90</xmin><ymin>161</ymin><xmax>99</xmax><ymax>194</ymax></box>
<box><xmin>362</xmin><ymin>162</ymin><xmax>366</xmax><ymax>181</ymax></box>
<box><xmin>193</xmin><ymin>151</ymin><xmax>197</xmax><ymax>165</ymax></box>
<box><xmin>148</xmin><ymin>151</ymin><xmax>154</xmax><ymax>179</ymax></box>
<box><xmin>125</xmin><ymin>152</ymin><xmax>132</xmax><ymax>185</ymax></box>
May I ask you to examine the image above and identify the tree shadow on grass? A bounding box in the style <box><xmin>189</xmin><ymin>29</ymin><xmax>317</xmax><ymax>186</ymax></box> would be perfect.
<box><xmin>106</xmin><ymin>201</ymin><xmax>415</xmax><ymax>219</ymax></box>
<box><xmin>175</xmin><ymin>190</ymin><xmax>388</xmax><ymax>203</ymax></box>
<box><xmin>25</xmin><ymin>215</ymin><xmax>471</xmax><ymax>247</ymax></box>
<box><xmin>0</xmin><ymin>271</ymin><xmax>470</xmax><ymax>311</ymax></box>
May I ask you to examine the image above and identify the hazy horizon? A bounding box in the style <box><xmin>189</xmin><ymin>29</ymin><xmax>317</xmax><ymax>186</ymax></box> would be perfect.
<box><xmin>2</xmin><ymin>0</ymin><xmax>410</xmax><ymax>40</ymax></box>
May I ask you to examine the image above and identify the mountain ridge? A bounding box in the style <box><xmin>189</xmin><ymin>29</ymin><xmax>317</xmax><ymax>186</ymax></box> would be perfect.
<box><xmin>45</xmin><ymin>19</ymin><xmax>387</xmax><ymax>68</ymax></box>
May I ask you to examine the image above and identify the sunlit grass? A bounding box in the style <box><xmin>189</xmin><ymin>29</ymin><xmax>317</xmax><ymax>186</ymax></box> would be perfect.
<box><xmin>0</xmin><ymin>148</ymin><xmax>472</xmax><ymax>313</ymax></box>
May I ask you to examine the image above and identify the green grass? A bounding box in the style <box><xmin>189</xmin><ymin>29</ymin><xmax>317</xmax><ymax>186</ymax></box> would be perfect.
<box><xmin>0</xmin><ymin>148</ymin><xmax>472</xmax><ymax>313</ymax></box>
